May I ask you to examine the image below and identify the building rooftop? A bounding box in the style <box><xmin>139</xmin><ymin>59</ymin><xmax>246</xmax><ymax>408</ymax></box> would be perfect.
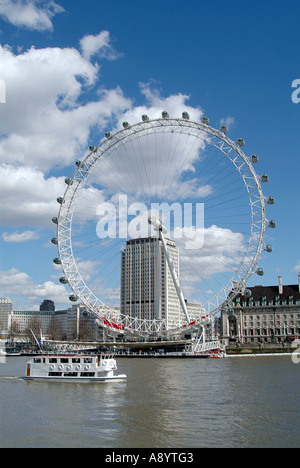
<box><xmin>241</xmin><ymin>284</ymin><xmax>300</xmax><ymax>302</ymax></box>
<box><xmin>235</xmin><ymin>276</ymin><xmax>300</xmax><ymax>304</ymax></box>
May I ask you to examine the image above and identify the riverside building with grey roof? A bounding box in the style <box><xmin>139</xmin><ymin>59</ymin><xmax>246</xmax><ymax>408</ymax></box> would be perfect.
<box><xmin>222</xmin><ymin>275</ymin><xmax>300</xmax><ymax>346</ymax></box>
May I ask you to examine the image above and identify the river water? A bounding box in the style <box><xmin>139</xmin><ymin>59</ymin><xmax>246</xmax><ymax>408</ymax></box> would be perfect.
<box><xmin>0</xmin><ymin>355</ymin><xmax>299</xmax><ymax>448</ymax></box>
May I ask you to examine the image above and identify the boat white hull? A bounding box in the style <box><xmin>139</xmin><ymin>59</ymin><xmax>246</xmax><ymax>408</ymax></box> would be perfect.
<box><xmin>23</xmin><ymin>374</ymin><xmax>127</xmax><ymax>383</ymax></box>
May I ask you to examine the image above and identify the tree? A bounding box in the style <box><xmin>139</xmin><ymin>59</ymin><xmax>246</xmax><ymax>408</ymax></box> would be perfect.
<box><xmin>26</xmin><ymin>317</ymin><xmax>42</xmax><ymax>337</ymax></box>
<box><xmin>47</xmin><ymin>318</ymin><xmax>64</xmax><ymax>340</ymax></box>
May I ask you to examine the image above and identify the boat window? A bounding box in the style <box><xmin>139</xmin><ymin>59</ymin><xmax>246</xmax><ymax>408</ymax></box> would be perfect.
<box><xmin>60</xmin><ymin>358</ymin><xmax>69</xmax><ymax>363</ymax></box>
<box><xmin>64</xmin><ymin>373</ymin><xmax>78</xmax><ymax>377</ymax></box>
<box><xmin>72</xmin><ymin>358</ymin><xmax>80</xmax><ymax>364</ymax></box>
<box><xmin>80</xmin><ymin>372</ymin><xmax>95</xmax><ymax>377</ymax></box>
<box><xmin>83</xmin><ymin>358</ymin><xmax>93</xmax><ymax>364</ymax></box>
<box><xmin>49</xmin><ymin>358</ymin><xmax>57</xmax><ymax>364</ymax></box>
<box><xmin>48</xmin><ymin>372</ymin><xmax>63</xmax><ymax>377</ymax></box>
<box><xmin>34</xmin><ymin>358</ymin><xmax>42</xmax><ymax>363</ymax></box>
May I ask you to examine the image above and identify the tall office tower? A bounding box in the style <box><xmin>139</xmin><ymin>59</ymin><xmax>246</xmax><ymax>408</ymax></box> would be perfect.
<box><xmin>121</xmin><ymin>237</ymin><xmax>184</xmax><ymax>328</ymax></box>
<box><xmin>0</xmin><ymin>298</ymin><xmax>13</xmax><ymax>332</ymax></box>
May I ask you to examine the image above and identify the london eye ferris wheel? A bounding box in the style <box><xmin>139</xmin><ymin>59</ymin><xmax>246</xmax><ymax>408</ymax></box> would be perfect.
<box><xmin>52</xmin><ymin>111</ymin><xmax>275</xmax><ymax>339</ymax></box>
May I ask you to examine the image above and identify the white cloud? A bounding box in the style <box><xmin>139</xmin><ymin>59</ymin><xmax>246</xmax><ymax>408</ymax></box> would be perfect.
<box><xmin>75</xmin><ymin>259</ymin><xmax>100</xmax><ymax>282</ymax></box>
<box><xmin>0</xmin><ymin>44</ymin><xmax>132</xmax><ymax>170</ymax></box>
<box><xmin>0</xmin><ymin>38</ymin><xmax>132</xmax><ymax>231</ymax></box>
<box><xmin>2</xmin><ymin>230</ymin><xmax>40</xmax><ymax>242</ymax></box>
<box><xmin>0</xmin><ymin>268</ymin><xmax>69</xmax><ymax>309</ymax></box>
<box><xmin>122</xmin><ymin>81</ymin><xmax>203</xmax><ymax>123</ymax></box>
<box><xmin>0</xmin><ymin>165</ymin><xmax>66</xmax><ymax>227</ymax></box>
<box><xmin>174</xmin><ymin>224</ymin><xmax>246</xmax><ymax>306</ymax></box>
<box><xmin>0</xmin><ymin>0</ymin><xmax>64</xmax><ymax>31</ymax></box>
<box><xmin>292</xmin><ymin>261</ymin><xmax>300</xmax><ymax>274</ymax></box>
<box><xmin>0</xmin><ymin>61</ymin><xmax>210</xmax><ymax>231</ymax></box>
<box><xmin>179</xmin><ymin>225</ymin><xmax>245</xmax><ymax>280</ymax></box>
<box><xmin>80</xmin><ymin>31</ymin><xmax>119</xmax><ymax>61</ymax></box>
<box><xmin>220</xmin><ymin>116</ymin><xmax>235</xmax><ymax>129</ymax></box>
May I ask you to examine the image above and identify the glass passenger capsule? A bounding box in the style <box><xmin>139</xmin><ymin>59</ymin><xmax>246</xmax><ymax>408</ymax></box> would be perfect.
<box><xmin>59</xmin><ymin>277</ymin><xmax>68</xmax><ymax>284</ymax></box>
<box><xmin>69</xmin><ymin>295</ymin><xmax>79</xmax><ymax>302</ymax></box>
<box><xmin>237</xmin><ymin>138</ymin><xmax>245</xmax><ymax>147</ymax></box>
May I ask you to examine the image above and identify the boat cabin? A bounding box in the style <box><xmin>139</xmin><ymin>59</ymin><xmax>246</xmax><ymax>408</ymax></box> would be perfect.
<box><xmin>24</xmin><ymin>354</ymin><xmax>126</xmax><ymax>383</ymax></box>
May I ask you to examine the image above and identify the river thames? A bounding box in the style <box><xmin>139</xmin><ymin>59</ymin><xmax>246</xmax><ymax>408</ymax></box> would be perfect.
<box><xmin>0</xmin><ymin>355</ymin><xmax>299</xmax><ymax>448</ymax></box>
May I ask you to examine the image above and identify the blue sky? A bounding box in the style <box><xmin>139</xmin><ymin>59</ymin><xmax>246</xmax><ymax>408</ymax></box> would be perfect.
<box><xmin>0</xmin><ymin>0</ymin><xmax>299</xmax><ymax>310</ymax></box>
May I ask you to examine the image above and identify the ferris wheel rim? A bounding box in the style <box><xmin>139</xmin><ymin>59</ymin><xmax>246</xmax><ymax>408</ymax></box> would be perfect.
<box><xmin>55</xmin><ymin>115</ymin><xmax>269</xmax><ymax>335</ymax></box>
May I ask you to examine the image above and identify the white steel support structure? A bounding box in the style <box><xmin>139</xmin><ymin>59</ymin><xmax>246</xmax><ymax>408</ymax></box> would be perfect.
<box><xmin>148</xmin><ymin>216</ymin><xmax>190</xmax><ymax>324</ymax></box>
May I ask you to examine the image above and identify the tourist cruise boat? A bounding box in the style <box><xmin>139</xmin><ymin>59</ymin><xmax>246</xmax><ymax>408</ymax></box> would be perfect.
<box><xmin>23</xmin><ymin>354</ymin><xmax>127</xmax><ymax>383</ymax></box>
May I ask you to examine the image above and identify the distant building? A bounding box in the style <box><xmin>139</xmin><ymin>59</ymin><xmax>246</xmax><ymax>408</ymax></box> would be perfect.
<box><xmin>221</xmin><ymin>275</ymin><xmax>300</xmax><ymax>345</ymax></box>
<box><xmin>0</xmin><ymin>298</ymin><xmax>13</xmax><ymax>332</ymax></box>
<box><xmin>7</xmin><ymin>301</ymin><xmax>110</xmax><ymax>341</ymax></box>
<box><xmin>10</xmin><ymin>309</ymin><xmax>57</xmax><ymax>335</ymax></box>
<box><xmin>66</xmin><ymin>304</ymin><xmax>98</xmax><ymax>341</ymax></box>
<box><xmin>40</xmin><ymin>300</ymin><xmax>55</xmax><ymax>312</ymax></box>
